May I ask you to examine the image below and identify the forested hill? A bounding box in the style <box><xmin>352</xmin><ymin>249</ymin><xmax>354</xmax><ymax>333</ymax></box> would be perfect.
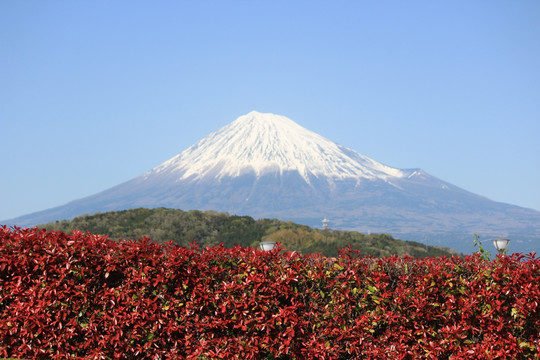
<box><xmin>38</xmin><ymin>208</ymin><xmax>457</xmax><ymax>257</ymax></box>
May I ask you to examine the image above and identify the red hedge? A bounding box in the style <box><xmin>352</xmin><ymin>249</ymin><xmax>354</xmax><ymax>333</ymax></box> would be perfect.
<box><xmin>0</xmin><ymin>226</ymin><xmax>539</xmax><ymax>359</ymax></box>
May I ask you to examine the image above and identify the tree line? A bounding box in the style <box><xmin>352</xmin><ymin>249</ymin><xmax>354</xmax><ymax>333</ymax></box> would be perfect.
<box><xmin>38</xmin><ymin>207</ymin><xmax>457</xmax><ymax>257</ymax></box>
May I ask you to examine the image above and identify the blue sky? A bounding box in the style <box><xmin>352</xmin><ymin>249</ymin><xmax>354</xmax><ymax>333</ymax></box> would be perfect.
<box><xmin>1</xmin><ymin>1</ymin><xmax>539</xmax><ymax>221</ymax></box>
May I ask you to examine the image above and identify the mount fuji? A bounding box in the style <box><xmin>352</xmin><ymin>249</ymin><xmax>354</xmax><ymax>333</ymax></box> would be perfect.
<box><xmin>5</xmin><ymin>111</ymin><xmax>540</xmax><ymax>254</ymax></box>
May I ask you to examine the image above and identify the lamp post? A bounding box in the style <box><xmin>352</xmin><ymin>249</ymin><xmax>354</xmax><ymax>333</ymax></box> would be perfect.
<box><xmin>259</xmin><ymin>241</ymin><xmax>276</xmax><ymax>251</ymax></box>
<box><xmin>492</xmin><ymin>238</ymin><xmax>510</xmax><ymax>254</ymax></box>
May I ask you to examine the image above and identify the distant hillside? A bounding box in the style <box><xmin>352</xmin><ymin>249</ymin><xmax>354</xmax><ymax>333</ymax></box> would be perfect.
<box><xmin>38</xmin><ymin>208</ymin><xmax>457</xmax><ymax>257</ymax></box>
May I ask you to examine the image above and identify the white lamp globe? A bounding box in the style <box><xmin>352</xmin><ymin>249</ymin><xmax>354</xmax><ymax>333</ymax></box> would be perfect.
<box><xmin>259</xmin><ymin>241</ymin><xmax>276</xmax><ymax>251</ymax></box>
<box><xmin>492</xmin><ymin>238</ymin><xmax>510</xmax><ymax>253</ymax></box>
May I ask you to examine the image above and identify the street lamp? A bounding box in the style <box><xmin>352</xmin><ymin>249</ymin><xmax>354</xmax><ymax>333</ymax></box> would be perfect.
<box><xmin>259</xmin><ymin>241</ymin><xmax>276</xmax><ymax>251</ymax></box>
<box><xmin>492</xmin><ymin>238</ymin><xmax>510</xmax><ymax>254</ymax></box>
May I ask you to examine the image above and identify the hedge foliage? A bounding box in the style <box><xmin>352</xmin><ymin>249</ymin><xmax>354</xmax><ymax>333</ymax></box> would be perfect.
<box><xmin>0</xmin><ymin>226</ymin><xmax>538</xmax><ymax>359</ymax></box>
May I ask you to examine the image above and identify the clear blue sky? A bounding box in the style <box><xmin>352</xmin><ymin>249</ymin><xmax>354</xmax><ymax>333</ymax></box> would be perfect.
<box><xmin>1</xmin><ymin>1</ymin><xmax>539</xmax><ymax>221</ymax></box>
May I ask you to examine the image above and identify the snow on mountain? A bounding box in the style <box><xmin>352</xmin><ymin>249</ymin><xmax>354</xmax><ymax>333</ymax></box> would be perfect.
<box><xmin>150</xmin><ymin>111</ymin><xmax>405</xmax><ymax>183</ymax></box>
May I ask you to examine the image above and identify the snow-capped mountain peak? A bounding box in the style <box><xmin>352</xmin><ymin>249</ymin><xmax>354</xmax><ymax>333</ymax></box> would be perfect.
<box><xmin>152</xmin><ymin>111</ymin><xmax>405</xmax><ymax>183</ymax></box>
<box><xmin>5</xmin><ymin>111</ymin><xmax>540</xmax><ymax>255</ymax></box>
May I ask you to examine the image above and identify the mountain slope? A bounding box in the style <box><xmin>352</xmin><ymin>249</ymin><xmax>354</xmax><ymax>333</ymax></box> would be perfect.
<box><xmin>4</xmin><ymin>111</ymin><xmax>540</xmax><ymax>254</ymax></box>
